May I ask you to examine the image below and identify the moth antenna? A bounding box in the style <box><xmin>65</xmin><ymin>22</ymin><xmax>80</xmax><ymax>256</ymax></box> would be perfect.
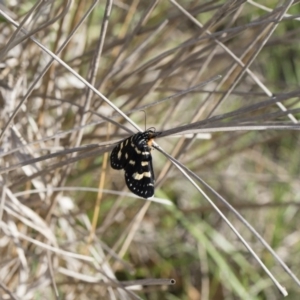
<box><xmin>140</xmin><ymin>110</ymin><xmax>147</xmax><ymax>131</ymax></box>
<box><xmin>147</xmin><ymin>126</ymin><xmax>156</xmax><ymax>132</ymax></box>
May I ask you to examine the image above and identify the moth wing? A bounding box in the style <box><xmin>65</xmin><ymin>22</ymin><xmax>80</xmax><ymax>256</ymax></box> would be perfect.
<box><xmin>110</xmin><ymin>137</ymin><xmax>134</xmax><ymax>170</ymax></box>
<box><xmin>124</xmin><ymin>145</ymin><xmax>155</xmax><ymax>198</ymax></box>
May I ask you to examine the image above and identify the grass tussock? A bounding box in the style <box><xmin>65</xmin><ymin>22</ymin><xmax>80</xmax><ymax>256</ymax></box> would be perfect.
<box><xmin>0</xmin><ymin>1</ymin><xmax>300</xmax><ymax>299</ymax></box>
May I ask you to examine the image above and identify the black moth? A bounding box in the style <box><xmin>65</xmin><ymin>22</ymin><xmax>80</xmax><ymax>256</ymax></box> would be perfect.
<box><xmin>110</xmin><ymin>129</ymin><xmax>161</xmax><ymax>198</ymax></box>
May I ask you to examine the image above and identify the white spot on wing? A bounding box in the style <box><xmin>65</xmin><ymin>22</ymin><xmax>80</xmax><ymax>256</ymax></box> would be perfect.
<box><xmin>132</xmin><ymin>172</ymin><xmax>151</xmax><ymax>180</ymax></box>
<box><xmin>135</xmin><ymin>147</ymin><xmax>141</xmax><ymax>154</ymax></box>
<box><xmin>117</xmin><ymin>142</ymin><xmax>124</xmax><ymax>160</ymax></box>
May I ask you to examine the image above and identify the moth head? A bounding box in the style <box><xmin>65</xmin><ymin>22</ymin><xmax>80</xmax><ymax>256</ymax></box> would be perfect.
<box><xmin>146</xmin><ymin>128</ymin><xmax>161</xmax><ymax>147</ymax></box>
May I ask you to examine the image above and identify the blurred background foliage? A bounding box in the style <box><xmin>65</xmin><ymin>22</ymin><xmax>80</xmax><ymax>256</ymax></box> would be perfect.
<box><xmin>0</xmin><ymin>0</ymin><xmax>300</xmax><ymax>299</ymax></box>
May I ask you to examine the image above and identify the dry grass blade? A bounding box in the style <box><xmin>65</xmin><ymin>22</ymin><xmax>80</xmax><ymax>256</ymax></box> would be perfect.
<box><xmin>157</xmin><ymin>148</ymin><xmax>288</xmax><ymax>296</ymax></box>
<box><xmin>158</xmin><ymin>148</ymin><xmax>300</xmax><ymax>288</ymax></box>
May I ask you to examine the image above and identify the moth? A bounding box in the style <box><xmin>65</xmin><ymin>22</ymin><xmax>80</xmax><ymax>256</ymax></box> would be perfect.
<box><xmin>110</xmin><ymin>129</ymin><xmax>161</xmax><ymax>198</ymax></box>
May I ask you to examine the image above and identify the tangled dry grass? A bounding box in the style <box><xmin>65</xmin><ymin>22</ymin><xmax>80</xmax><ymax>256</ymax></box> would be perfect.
<box><xmin>1</xmin><ymin>0</ymin><xmax>300</xmax><ymax>299</ymax></box>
